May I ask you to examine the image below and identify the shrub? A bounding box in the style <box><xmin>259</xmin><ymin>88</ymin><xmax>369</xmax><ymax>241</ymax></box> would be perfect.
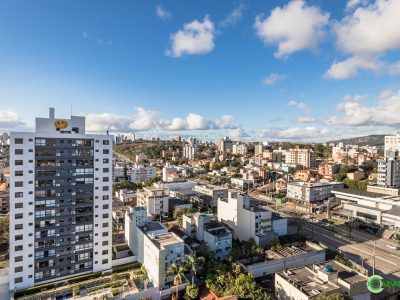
<box><xmin>110</xmin><ymin>280</ymin><xmax>123</xmax><ymax>288</ymax></box>
<box><xmin>73</xmin><ymin>286</ymin><xmax>80</xmax><ymax>297</ymax></box>
<box><xmin>111</xmin><ymin>288</ymin><xmax>120</xmax><ymax>296</ymax></box>
<box><xmin>112</xmin><ymin>262</ymin><xmax>141</xmax><ymax>273</ymax></box>
<box><xmin>68</xmin><ymin>272</ymin><xmax>102</xmax><ymax>284</ymax></box>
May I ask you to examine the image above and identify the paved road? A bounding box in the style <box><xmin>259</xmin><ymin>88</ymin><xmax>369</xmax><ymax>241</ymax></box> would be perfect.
<box><xmin>248</xmin><ymin>192</ymin><xmax>400</xmax><ymax>280</ymax></box>
<box><xmin>301</xmin><ymin>223</ymin><xmax>400</xmax><ymax>280</ymax></box>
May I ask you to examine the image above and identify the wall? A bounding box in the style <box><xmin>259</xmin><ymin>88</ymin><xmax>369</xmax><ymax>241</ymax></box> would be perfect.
<box><xmin>241</xmin><ymin>248</ymin><xmax>325</xmax><ymax>278</ymax></box>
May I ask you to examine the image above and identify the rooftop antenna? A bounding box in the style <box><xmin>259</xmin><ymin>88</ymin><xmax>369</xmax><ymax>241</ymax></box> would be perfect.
<box><xmin>70</xmin><ymin>104</ymin><xmax>73</xmax><ymax>117</ymax></box>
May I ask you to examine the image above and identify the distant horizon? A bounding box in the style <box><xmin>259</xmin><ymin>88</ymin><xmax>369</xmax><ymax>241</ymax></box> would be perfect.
<box><xmin>1</xmin><ymin>0</ymin><xmax>400</xmax><ymax>141</ymax></box>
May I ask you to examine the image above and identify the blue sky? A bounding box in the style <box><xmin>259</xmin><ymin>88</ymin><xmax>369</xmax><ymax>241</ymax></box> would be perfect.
<box><xmin>1</xmin><ymin>0</ymin><xmax>400</xmax><ymax>141</ymax></box>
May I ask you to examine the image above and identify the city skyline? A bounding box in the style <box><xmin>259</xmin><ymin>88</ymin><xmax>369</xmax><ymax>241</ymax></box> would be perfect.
<box><xmin>1</xmin><ymin>0</ymin><xmax>400</xmax><ymax>141</ymax></box>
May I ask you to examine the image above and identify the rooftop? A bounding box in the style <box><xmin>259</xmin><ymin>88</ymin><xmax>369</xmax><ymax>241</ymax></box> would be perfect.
<box><xmin>289</xmin><ymin>181</ymin><xmax>343</xmax><ymax>187</ymax></box>
<box><xmin>152</xmin><ymin>232</ymin><xmax>183</xmax><ymax>249</ymax></box>
<box><xmin>142</xmin><ymin>221</ymin><xmax>166</xmax><ymax>233</ymax></box>
<box><xmin>332</xmin><ymin>188</ymin><xmax>387</xmax><ymax>198</ymax></box>
<box><xmin>383</xmin><ymin>206</ymin><xmax>400</xmax><ymax>217</ymax></box>
<box><xmin>278</xmin><ymin>267</ymin><xmax>340</xmax><ymax>297</ymax></box>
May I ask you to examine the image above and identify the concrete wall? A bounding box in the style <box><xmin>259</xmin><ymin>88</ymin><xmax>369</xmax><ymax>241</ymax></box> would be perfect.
<box><xmin>241</xmin><ymin>248</ymin><xmax>325</xmax><ymax>278</ymax></box>
<box><xmin>111</xmin><ymin>256</ymin><xmax>138</xmax><ymax>268</ymax></box>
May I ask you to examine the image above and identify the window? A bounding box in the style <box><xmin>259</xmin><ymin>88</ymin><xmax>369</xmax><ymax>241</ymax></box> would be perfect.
<box><xmin>103</xmin><ymin>149</ymin><xmax>109</xmax><ymax>154</ymax></box>
<box><xmin>102</xmin><ymin>186</ymin><xmax>109</xmax><ymax>191</ymax></box>
<box><xmin>102</xmin><ymin>232</ymin><xmax>108</xmax><ymax>237</ymax></box>
<box><xmin>103</xmin><ymin>140</ymin><xmax>109</xmax><ymax>145</ymax></box>
<box><xmin>15</xmin><ymin>266</ymin><xmax>23</xmax><ymax>273</ymax></box>
<box><xmin>15</xmin><ymin>256</ymin><xmax>23</xmax><ymax>262</ymax></box>
<box><xmin>103</xmin><ymin>168</ymin><xmax>109</xmax><ymax>173</ymax></box>
<box><xmin>103</xmin><ymin>158</ymin><xmax>109</xmax><ymax>163</ymax></box>
<box><xmin>102</xmin><ymin>195</ymin><xmax>109</xmax><ymax>201</ymax></box>
<box><xmin>15</xmin><ymin>203</ymin><xmax>23</xmax><ymax>209</ymax></box>
<box><xmin>15</xmin><ymin>224</ymin><xmax>23</xmax><ymax>230</ymax></box>
<box><xmin>15</xmin><ymin>160</ymin><xmax>23</xmax><ymax>166</ymax></box>
<box><xmin>15</xmin><ymin>171</ymin><xmax>23</xmax><ymax>176</ymax></box>
<box><xmin>102</xmin><ymin>213</ymin><xmax>109</xmax><ymax>218</ymax></box>
<box><xmin>15</xmin><ymin>245</ymin><xmax>23</xmax><ymax>251</ymax></box>
<box><xmin>15</xmin><ymin>181</ymin><xmax>23</xmax><ymax>187</ymax></box>
<box><xmin>102</xmin><ymin>250</ymin><xmax>108</xmax><ymax>255</ymax></box>
<box><xmin>15</xmin><ymin>138</ymin><xmax>23</xmax><ymax>144</ymax></box>
<box><xmin>103</xmin><ymin>177</ymin><xmax>109</xmax><ymax>182</ymax></box>
<box><xmin>102</xmin><ymin>259</ymin><xmax>108</xmax><ymax>264</ymax></box>
<box><xmin>102</xmin><ymin>241</ymin><xmax>109</xmax><ymax>246</ymax></box>
<box><xmin>15</xmin><ymin>235</ymin><xmax>23</xmax><ymax>241</ymax></box>
<box><xmin>15</xmin><ymin>277</ymin><xmax>23</xmax><ymax>284</ymax></box>
<box><xmin>102</xmin><ymin>222</ymin><xmax>109</xmax><ymax>228</ymax></box>
<box><xmin>15</xmin><ymin>192</ymin><xmax>23</xmax><ymax>198</ymax></box>
<box><xmin>15</xmin><ymin>149</ymin><xmax>23</xmax><ymax>155</ymax></box>
<box><xmin>15</xmin><ymin>213</ymin><xmax>23</xmax><ymax>219</ymax></box>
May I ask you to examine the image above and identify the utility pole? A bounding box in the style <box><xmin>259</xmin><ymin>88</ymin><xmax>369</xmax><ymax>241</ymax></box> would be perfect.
<box><xmin>373</xmin><ymin>241</ymin><xmax>376</xmax><ymax>275</ymax></box>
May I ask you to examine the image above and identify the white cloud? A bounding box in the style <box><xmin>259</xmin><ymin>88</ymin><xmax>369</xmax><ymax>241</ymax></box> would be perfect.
<box><xmin>255</xmin><ymin>126</ymin><xmax>331</xmax><ymax>140</ymax></box>
<box><xmin>166</xmin><ymin>16</ymin><xmax>215</xmax><ymax>57</ymax></box>
<box><xmin>228</xmin><ymin>127</ymin><xmax>250</xmax><ymax>139</ymax></box>
<box><xmin>262</xmin><ymin>73</ymin><xmax>287</xmax><ymax>86</ymax></box>
<box><xmin>0</xmin><ymin>110</ymin><xmax>25</xmax><ymax>130</ymax></box>
<box><xmin>155</xmin><ymin>5</ymin><xmax>172</xmax><ymax>20</ymax></box>
<box><xmin>297</xmin><ymin>116</ymin><xmax>317</xmax><ymax>123</ymax></box>
<box><xmin>326</xmin><ymin>0</ymin><xmax>400</xmax><ymax>79</ymax></box>
<box><xmin>327</xmin><ymin>89</ymin><xmax>400</xmax><ymax>127</ymax></box>
<box><xmin>345</xmin><ymin>0</ymin><xmax>370</xmax><ymax>10</ymax></box>
<box><xmin>220</xmin><ymin>3</ymin><xmax>246</xmax><ymax>28</ymax></box>
<box><xmin>254</xmin><ymin>0</ymin><xmax>329</xmax><ymax>59</ymax></box>
<box><xmin>82</xmin><ymin>31</ymin><xmax>89</xmax><ymax>38</ymax></box>
<box><xmin>85</xmin><ymin>108</ymin><xmax>235</xmax><ymax>133</ymax></box>
<box><xmin>288</xmin><ymin>100</ymin><xmax>310</xmax><ymax>114</ymax></box>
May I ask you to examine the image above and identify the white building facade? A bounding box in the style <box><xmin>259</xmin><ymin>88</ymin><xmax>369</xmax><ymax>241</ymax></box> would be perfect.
<box><xmin>9</xmin><ymin>108</ymin><xmax>112</xmax><ymax>291</ymax></box>
<box><xmin>137</xmin><ymin>187</ymin><xmax>169</xmax><ymax>216</ymax></box>
<box><xmin>129</xmin><ymin>164</ymin><xmax>156</xmax><ymax>183</ymax></box>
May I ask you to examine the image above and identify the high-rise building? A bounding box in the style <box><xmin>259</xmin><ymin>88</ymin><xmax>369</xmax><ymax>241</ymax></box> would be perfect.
<box><xmin>217</xmin><ymin>137</ymin><xmax>232</xmax><ymax>153</ymax></box>
<box><xmin>183</xmin><ymin>144</ymin><xmax>198</xmax><ymax>160</ymax></box>
<box><xmin>254</xmin><ymin>143</ymin><xmax>264</xmax><ymax>157</ymax></box>
<box><xmin>9</xmin><ymin>108</ymin><xmax>113</xmax><ymax>290</ymax></box>
<box><xmin>285</xmin><ymin>148</ymin><xmax>316</xmax><ymax>168</ymax></box>
<box><xmin>384</xmin><ymin>133</ymin><xmax>400</xmax><ymax>158</ymax></box>
<box><xmin>377</xmin><ymin>158</ymin><xmax>400</xmax><ymax>188</ymax></box>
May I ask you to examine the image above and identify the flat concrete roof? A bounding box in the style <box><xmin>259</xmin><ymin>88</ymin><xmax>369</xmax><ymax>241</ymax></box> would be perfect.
<box><xmin>278</xmin><ymin>267</ymin><xmax>339</xmax><ymax>297</ymax></box>
<box><xmin>152</xmin><ymin>232</ymin><xmax>183</xmax><ymax>249</ymax></box>
<box><xmin>332</xmin><ymin>188</ymin><xmax>387</xmax><ymax>198</ymax></box>
<box><xmin>383</xmin><ymin>206</ymin><xmax>400</xmax><ymax>217</ymax></box>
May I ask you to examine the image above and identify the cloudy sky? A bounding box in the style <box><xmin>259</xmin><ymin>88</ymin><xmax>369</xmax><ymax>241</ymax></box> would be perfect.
<box><xmin>1</xmin><ymin>0</ymin><xmax>400</xmax><ymax>141</ymax></box>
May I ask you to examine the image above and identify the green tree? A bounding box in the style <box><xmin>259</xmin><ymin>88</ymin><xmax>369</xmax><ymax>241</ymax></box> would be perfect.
<box><xmin>184</xmin><ymin>284</ymin><xmax>199</xmax><ymax>300</ymax></box>
<box><xmin>185</xmin><ymin>252</ymin><xmax>205</xmax><ymax>285</ymax></box>
<box><xmin>315</xmin><ymin>292</ymin><xmax>347</xmax><ymax>300</ymax></box>
<box><xmin>167</xmin><ymin>263</ymin><xmax>186</xmax><ymax>300</ymax></box>
<box><xmin>0</xmin><ymin>214</ymin><xmax>9</xmax><ymax>245</ymax></box>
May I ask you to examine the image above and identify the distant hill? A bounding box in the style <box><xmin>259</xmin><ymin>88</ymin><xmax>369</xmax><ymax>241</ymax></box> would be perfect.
<box><xmin>329</xmin><ymin>135</ymin><xmax>385</xmax><ymax>147</ymax></box>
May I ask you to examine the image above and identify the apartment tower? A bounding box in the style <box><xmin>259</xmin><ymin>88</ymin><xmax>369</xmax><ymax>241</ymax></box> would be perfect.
<box><xmin>9</xmin><ymin>108</ymin><xmax>113</xmax><ymax>290</ymax></box>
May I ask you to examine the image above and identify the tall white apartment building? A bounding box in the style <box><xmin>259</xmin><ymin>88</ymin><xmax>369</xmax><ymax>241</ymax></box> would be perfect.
<box><xmin>125</xmin><ymin>207</ymin><xmax>184</xmax><ymax>288</ymax></box>
<box><xmin>384</xmin><ymin>133</ymin><xmax>400</xmax><ymax>158</ymax></box>
<box><xmin>137</xmin><ymin>187</ymin><xmax>169</xmax><ymax>216</ymax></box>
<box><xmin>217</xmin><ymin>191</ymin><xmax>277</xmax><ymax>247</ymax></box>
<box><xmin>9</xmin><ymin>108</ymin><xmax>113</xmax><ymax>291</ymax></box>
<box><xmin>194</xmin><ymin>184</ymin><xmax>228</xmax><ymax>208</ymax></box>
<box><xmin>129</xmin><ymin>164</ymin><xmax>156</xmax><ymax>183</ymax></box>
<box><xmin>232</xmin><ymin>143</ymin><xmax>248</xmax><ymax>156</ymax></box>
<box><xmin>285</xmin><ymin>148</ymin><xmax>316</xmax><ymax>168</ymax></box>
<box><xmin>377</xmin><ymin>158</ymin><xmax>400</xmax><ymax>188</ymax></box>
<box><xmin>254</xmin><ymin>143</ymin><xmax>264</xmax><ymax>157</ymax></box>
<box><xmin>183</xmin><ymin>144</ymin><xmax>198</xmax><ymax>160</ymax></box>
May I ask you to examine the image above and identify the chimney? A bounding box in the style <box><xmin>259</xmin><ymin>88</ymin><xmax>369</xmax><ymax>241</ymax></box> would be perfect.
<box><xmin>49</xmin><ymin>107</ymin><xmax>55</xmax><ymax>119</ymax></box>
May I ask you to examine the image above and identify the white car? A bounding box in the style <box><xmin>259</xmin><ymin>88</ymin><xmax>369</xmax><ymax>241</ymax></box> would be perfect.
<box><xmin>386</xmin><ymin>244</ymin><xmax>400</xmax><ymax>250</ymax></box>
